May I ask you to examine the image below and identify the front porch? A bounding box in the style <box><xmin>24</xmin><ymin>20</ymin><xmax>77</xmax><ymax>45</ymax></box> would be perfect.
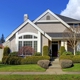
<box><xmin>48</xmin><ymin>40</ymin><xmax>68</xmax><ymax>57</ymax></box>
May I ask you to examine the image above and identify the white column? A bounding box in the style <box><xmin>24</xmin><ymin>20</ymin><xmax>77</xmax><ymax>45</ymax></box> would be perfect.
<box><xmin>37</xmin><ymin>31</ymin><xmax>41</xmax><ymax>53</ymax></box>
<box><xmin>65</xmin><ymin>41</ymin><xmax>67</xmax><ymax>51</ymax></box>
<box><xmin>61</xmin><ymin>41</ymin><xmax>64</xmax><ymax>46</ymax></box>
<box><xmin>16</xmin><ymin>32</ymin><xmax>18</xmax><ymax>51</ymax></box>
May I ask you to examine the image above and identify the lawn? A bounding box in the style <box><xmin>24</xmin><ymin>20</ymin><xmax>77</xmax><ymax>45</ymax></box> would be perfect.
<box><xmin>63</xmin><ymin>63</ymin><xmax>80</xmax><ymax>72</ymax></box>
<box><xmin>0</xmin><ymin>75</ymin><xmax>80</xmax><ymax>80</ymax></box>
<box><xmin>0</xmin><ymin>64</ymin><xmax>45</xmax><ymax>72</ymax></box>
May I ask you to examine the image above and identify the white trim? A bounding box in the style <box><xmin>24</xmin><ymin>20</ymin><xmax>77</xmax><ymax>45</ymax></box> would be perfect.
<box><xmin>38</xmin><ymin>31</ymin><xmax>41</xmax><ymax>53</ymax></box>
<box><xmin>18</xmin><ymin>32</ymin><xmax>38</xmax><ymax>37</ymax></box>
<box><xmin>33</xmin><ymin>9</ymin><xmax>71</xmax><ymax>29</ymax></box>
<box><xmin>16</xmin><ymin>32</ymin><xmax>18</xmax><ymax>51</ymax></box>
<box><xmin>18</xmin><ymin>39</ymin><xmax>38</xmax><ymax>41</ymax></box>
<box><xmin>37</xmin><ymin>20</ymin><xmax>60</xmax><ymax>23</ymax></box>
<box><xmin>6</xmin><ymin>19</ymin><xmax>44</xmax><ymax>41</ymax></box>
<box><xmin>45</xmin><ymin>33</ymin><xmax>52</xmax><ymax>41</ymax></box>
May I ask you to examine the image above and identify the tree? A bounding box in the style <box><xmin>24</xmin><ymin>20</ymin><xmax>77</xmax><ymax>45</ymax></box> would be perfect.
<box><xmin>1</xmin><ymin>34</ymin><xmax>5</xmax><ymax>43</ymax></box>
<box><xmin>63</xmin><ymin>24</ymin><xmax>80</xmax><ymax>55</ymax></box>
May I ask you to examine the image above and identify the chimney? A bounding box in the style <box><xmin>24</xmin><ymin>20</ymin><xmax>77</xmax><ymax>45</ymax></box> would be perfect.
<box><xmin>24</xmin><ymin>14</ymin><xmax>28</xmax><ymax>21</ymax></box>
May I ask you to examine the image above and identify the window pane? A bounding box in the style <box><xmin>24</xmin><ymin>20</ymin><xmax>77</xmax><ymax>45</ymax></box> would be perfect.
<box><xmin>19</xmin><ymin>36</ymin><xmax>22</xmax><ymax>39</ymax></box>
<box><xmin>34</xmin><ymin>41</ymin><xmax>37</xmax><ymax>52</ymax></box>
<box><xmin>34</xmin><ymin>36</ymin><xmax>37</xmax><ymax>38</ymax></box>
<box><xmin>18</xmin><ymin>41</ymin><xmax>22</xmax><ymax>50</ymax></box>
<box><xmin>23</xmin><ymin>41</ymin><xmax>32</xmax><ymax>47</ymax></box>
<box><xmin>23</xmin><ymin>35</ymin><xmax>32</xmax><ymax>39</ymax></box>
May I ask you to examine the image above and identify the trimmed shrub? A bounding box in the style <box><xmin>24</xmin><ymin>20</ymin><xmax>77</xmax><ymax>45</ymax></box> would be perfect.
<box><xmin>60</xmin><ymin>60</ymin><xmax>73</xmax><ymax>68</ymax></box>
<box><xmin>3</xmin><ymin>46</ymin><xmax>10</xmax><ymax>56</ymax></box>
<box><xmin>37</xmin><ymin>60</ymin><xmax>50</xmax><ymax>69</ymax></box>
<box><xmin>58</xmin><ymin>46</ymin><xmax>65</xmax><ymax>56</ymax></box>
<box><xmin>21</xmin><ymin>56</ymin><xmax>50</xmax><ymax>64</ymax></box>
<box><xmin>33</xmin><ymin>52</ymin><xmax>42</xmax><ymax>56</ymax></box>
<box><xmin>62</xmin><ymin>51</ymin><xmax>73</xmax><ymax>55</ymax></box>
<box><xmin>18</xmin><ymin>46</ymin><xmax>35</xmax><ymax>56</ymax></box>
<box><xmin>9</xmin><ymin>52</ymin><xmax>18</xmax><ymax>56</ymax></box>
<box><xmin>2</xmin><ymin>56</ymin><xmax>9</xmax><ymax>64</ymax></box>
<box><xmin>43</xmin><ymin>46</ymin><xmax>49</xmax><ymax>56</ymax></box>
<box><xmin>7</xmin><ymin>56</ymin><xmax>22</xmax><ymax>65</ymax></box>
<box><xmin>76</xmin><ymin>51</ymin><xmax>80</xmax><ymax>55</ymax></box>
<box><xmin>60</xmin><ymin>55</ymin><xmax>80</xmax><ymax>63</ymax></box>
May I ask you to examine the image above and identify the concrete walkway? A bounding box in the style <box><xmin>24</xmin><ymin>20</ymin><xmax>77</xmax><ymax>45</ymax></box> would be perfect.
<box><xmin>0</xmin><ymin>58</ymin><xmax>80</xmax><ymax>75</ymax></box>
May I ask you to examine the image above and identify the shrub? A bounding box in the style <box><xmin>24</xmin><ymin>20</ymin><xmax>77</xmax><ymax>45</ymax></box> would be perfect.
<box><xmin>76</xmin><ymin>51</ymin><xmax>80</xmax><ymax>55</ymax></box>
<box><xmin>18</xmin><ymin>46</ymin><xmax>35</xmax><ymax>56</ymax></box>
<box><xmin>21</xmin><ymin>56</ymin><xmax>50</xmax><ymax>64</ymax></box>
<box><xmin>3</xmin><ymin>46</ymin><xmax>10</xmax><ymax>56</ymax></box>
<box><xmin>37</xmin><ymin>60</ymin><xmax>50</xmax><ymax>69</ymax></box>
<box><xmin>33</xmin><ymin>52</ymin><xmax>42</xmax><ymax>56</ymax></box>
<box><xmin>58</xmin><ymin>46</ymin><xmax>65</xmax><ymax>56</ymax></box>
<box><xmin>2</xmin><ymin>56</ymin><xmax>9</xmax><ymax>64</ymax></box>
<box><xmin>62</xmin><ymin>51</ymin><xmax>73</xmax><ymax>55</ymax></box>
<box><xmin>9</xmin><ymin>52</ymin><xmax>18</xmax><ymax>56</ymax></box>
<box><xmin>60</xmin><ymin>55</ymin><xmax>80</xmax><ymax>63</ymax></box>
<box><xmin>43</xmin><ymin>46</ymin><xmax>49</xmax><ymax>56</ymax></box>
<box><xmin>60</xmin><ymin>60</ymin><xmax>73</xmax><ymax>68</ymax></box>
<box><xmin>7</xmin><ymin>56</ymin><xmax>22</xmax><ymax>65</ymax></box>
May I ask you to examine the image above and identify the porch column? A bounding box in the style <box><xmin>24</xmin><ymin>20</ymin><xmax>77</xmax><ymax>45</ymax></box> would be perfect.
<box><xmin>61</xmin><ymin>41</ymin><xmax>65</xmax><ymax>46</ymax></box>
<box><xmin>38</xmin><ymin>31</ymin><xmax>41</xmax><ymax>53</ymax></box>
<box><xmin>65</xmin><ymin>41</ymin><xmax>67</xmax><ymax>51</ymax></box>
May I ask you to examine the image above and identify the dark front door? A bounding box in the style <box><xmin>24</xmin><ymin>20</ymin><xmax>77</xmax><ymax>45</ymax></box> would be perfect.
<box><xmin>52</xmin><ymin>44</ymin><xmax>58</xmax><ymax>57</ymax></box>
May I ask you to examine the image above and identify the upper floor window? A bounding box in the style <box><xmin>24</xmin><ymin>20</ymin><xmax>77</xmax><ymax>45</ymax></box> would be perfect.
<box><xmin>46</xmin><ymin>15</ymin><xmax>50</xmax><ymax>20</ymax></box>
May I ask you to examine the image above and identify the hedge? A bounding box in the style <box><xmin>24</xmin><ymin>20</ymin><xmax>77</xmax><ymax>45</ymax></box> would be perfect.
<box><xmin>21</xmin><ymin>56</ymin><xmax>50</xmax><ymax>64</ymax></box>
<box><xmin>2</xmin><ymin>56</ymin><xmax>50</xmax><ymax>65</ymax></box>
<box><xmin>43</xmin><ymin>46</ymin><xmax>49</xmax><ymax>56</ymax></box>
<box><xmin>60</xmin><ymin>55</ymin><xmax>80</xmax><ymax>63</ymax></box>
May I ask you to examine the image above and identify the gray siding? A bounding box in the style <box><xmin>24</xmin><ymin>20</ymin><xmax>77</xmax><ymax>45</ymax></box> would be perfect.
<box><xmin>39</xmin><ymin>13</ymin><xmax>58</xmax><ymax>20</ymax></box>
<box><xmin>37</xmin><ymin>23</ymin><xmax>67</xmax><ymax>33</ymax></box>
<box><xmin>18</xmin><ymin>23</ymin><xmax>38</xmax><ymax>34</ymax></box>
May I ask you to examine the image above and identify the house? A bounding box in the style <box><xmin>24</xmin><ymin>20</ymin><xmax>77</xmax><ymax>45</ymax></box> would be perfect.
<box><xmin>3</xmin><ymin>9</ymin><xmax>80</xmax><ymax>57</ymax></box>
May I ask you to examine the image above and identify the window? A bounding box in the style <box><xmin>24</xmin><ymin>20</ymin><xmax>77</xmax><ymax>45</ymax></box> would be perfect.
<box><xmin>23</xmin><ymin>35</ymin><xmax>32</xmax><ymax>39</ymax></box>
<box><xmin>18</xmin><ymin>33</ymin><xmax>38</xmax><ymax>52</ymax></box>
<box><xmin>18</xmin><ymin>41</ymin><xmax>22</xmax><ymax>50</ymax></box>
<box><xmin>19</xmin><ymin>36</ymin><xmax>22</xmax><ymax>39</ymax></box>
<box><xmin>46</xmin><ymin>15</ymin><xmax>50</xmax><ymax>20</ymax></box>
<box><xmin>23</xmin><ymin>41</ymin><xmax>32</xmax><ymax>47</ymax></box>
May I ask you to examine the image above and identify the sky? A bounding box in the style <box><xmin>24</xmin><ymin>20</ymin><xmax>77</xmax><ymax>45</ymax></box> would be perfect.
<box><xmin>0</xmin><ymin>0</ymin><xmax>79</xmax><ymax>39</ymax></box>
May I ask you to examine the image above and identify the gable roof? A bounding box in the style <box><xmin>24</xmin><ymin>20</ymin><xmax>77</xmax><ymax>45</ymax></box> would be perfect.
<box><xmin>6</xmin><ymin>19</ymin><xmax>52</xmax><ymax>41</ymax></box>
<box><xmin>56</xmin><ymin>14</ymin><xmax>80</xmax><ymax>23</ymax></box>
<box><xmin>33</xmin><ymin>9</ymin><xmax>79</xmax><ymax>29</ymax></box>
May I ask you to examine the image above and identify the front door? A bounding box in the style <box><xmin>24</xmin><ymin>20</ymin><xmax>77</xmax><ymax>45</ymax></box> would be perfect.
<box><xmin>52</xmin><ymin>42</ymin><xmax>58</xmax><ymax>57</ymax></box>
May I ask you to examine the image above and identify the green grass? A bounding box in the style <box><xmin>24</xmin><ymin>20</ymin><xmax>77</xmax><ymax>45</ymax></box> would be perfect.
<box><xmin>63</xmin><ymin>63</ymin><xmax>80</xmax><ymax>72</ymax></box>
<box><xmin>0</xmin><ymin>75</ymin><xmax>80</xmax><ymax>80</ymax></box>
<box><xmin>0</xmin><ymin>64</ymin><xmax>45</xmax><ymax>72</ymax></box>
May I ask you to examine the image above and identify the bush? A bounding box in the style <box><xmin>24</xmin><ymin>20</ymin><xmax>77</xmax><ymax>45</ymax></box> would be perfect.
<box><xmin>33</xmin><ymin>52</ymin><xmax>42</xmax><ymax>56</ymax></box>
<box><xmin>76</xmin><ymin>51</ymin><xmax>80</xmax><ymax>55</ymax></box>
<box><xmin>37</xmin><ymin>60</ymin><xmax>50</xmax><ymax>69</ymax></box>
<box><xmin>60</xmin><ymin>60</ymin><xmax>73</xmax><ymax>68</ymax></box>
<box><xmin>2</xmin><ymin>56</ymin><xmax>22</xmax><ymax>65</ymax></box>
<box><xmin>21</xmin><ymin>56</ymin><xmax>50</xmax><ymax>64</ymax></box>
<box><xmin>18</xmin><ymin>46</ymin><xmax>35</xmax><ymax>56</ymax></box>
<box><xmin>62</xmin><ymin>51</ymin><xmax>73</xmax><ymax>55</ymax></box>
<box><xmin>3</xmin><ymin>46</ymin><xmax>10</xmax><ymax>56</ymax></box>
<box><xmin>58</xmin><ymin>46</ymin><xmax>65</xmax><ymax>56</ymax></box>
<box><xmin>43</xmin><ymin>46</ymin><xmax>49</xmax><ymax>56</ymax></box>
<box><xmin>2</xmin><ymin>56</ymin><xmax>9</xmax><ymax>64</ymax></box>
<box><xmin>9</xmin><ymin>52</ymin><xmax>18</xmax><ymax>56</ymax></box>
<box><xmin>60</xmin><ymin>55</ymin><xmax>80</xmax><ymax>63</ymax></box>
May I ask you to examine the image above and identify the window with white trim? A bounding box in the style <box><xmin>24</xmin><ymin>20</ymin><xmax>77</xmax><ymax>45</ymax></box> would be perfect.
<box><xmin>18</xmin><ymin>34</ymin><xmax>38</xmax><ymax>52</ymax></box>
